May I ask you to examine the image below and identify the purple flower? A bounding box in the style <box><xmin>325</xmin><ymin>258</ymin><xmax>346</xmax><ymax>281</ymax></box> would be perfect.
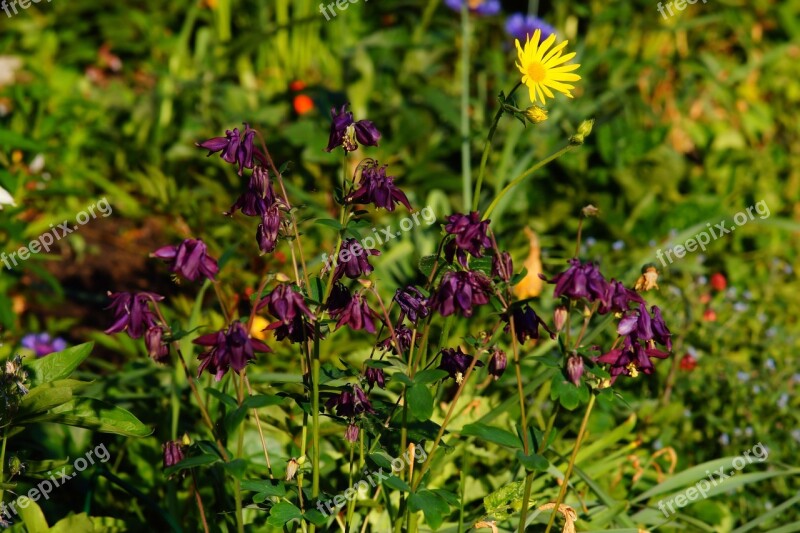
<box><xmin>438</xmin><ymin>347</ymin><xmax>484</xmax><ymax>382</ymax></box>
<box><xmin>596</xmin><ymin>335</ymin><xmax>669</xmax><ymax>383</ymax></box>
<box><xmin>256</xmin><ymin>205</ymin><xmax>282</xmax><ymax>253</ymax></box>
<box><xmin>325</xmin><ymin>105</ymin><xmax>381</xmax><ymax>153</ymax></box>
<box><xmin>505</xmin><ymin>13</ymin><xmax>556</xmax><ymax>42</ymax></box>
<box><xmin>162</xmin><ymin>440</ymin><xmax>186</xmax><ymax>469</ymax></box>
<box><xmin>258</xmin><ymin>284</ymin><xmax>316</xmax><ymax>343</ymax></box>
<box><xmin>430</xmin><ymin>270</ymin><xmax>493</xmax><ymax>317</ymax></box>
<box><xmin>196</xmin><ymin>123</ymin><xmax>259</xmax><ymax>176</ymax></box>
<box><xmin>492</xmin><ymin>251</ymin><xmax>514</xmax><ymax>282</ymax></box>
<box><xmin>598</xmin><ymin>280</ymin><xmax>644</xmax><ymax>315</ymax></box>
<box><xmin>393</xmin><ymin>285</ymin><xmax>429</xmax><ymax>324</ymax></box>
<box><xmin>364</xmin><ymin>367</ymin><xmax>386</xmax><ymax>389</ymax></box>
<box><xmin>326</xmin><ymin>385</ymin><xmax>376</xmax><ymax>417</ymax></box>
<box><xmin>145</xmin><ymin>326</ymin><xmax>169</xmax><ymax>363</ymax></box>
<box><xmin>378</xmin><ymin>325</ymin><xmax>415</xmax><ymax>354</ymax></box>
<box><xmin>152</xmin><ymin>238</ymin><xmax>219</xmax><ymax>282</ymax></box>
<box><xmin>332</xmin><ymin>239</ymin><xmax>381</xmax><ymax>282</ymax></box>
<box><xmin>504</xmin><ymin>304</ymin><xmax>552</xmax><ymax>344</ymax></box>
<box><xmin>335</xmin><ymin>292</ymin><xmax>377</xmax><ymax>334</ymax></box>
<box><xmin>105</xmin><ymin>291</ymin><xmax>164</xmax><ymax>340</ymax></box>
<box><xmin>193</xmin><ymin>321</ymin><xmax>271</xmax><ymax>381</ymax></box>
<box><xmin>444</xmin><ymin>212</ymin><xmax>492</xmax><ymax>267</ymax></box>
<box><xmin>227</xmin><ymin>167</ymin><xmax>277</xmax><ymax>217</ymax></box>
<box><xmin>487</xmin><ymin>349</ymin><xmax>507</xmax><ymax>380</ymax></box>
<box><xmin>542</xmin><ymin>259</ymin><xmax>609</xmax><ymax>304</ymax></box>
<box><xmin>344</xmin><ymin>161</ymin><xmax>412</xmax><ymax>212</ymax></box>
<box><xmin>21</xmin><ymin>333</ymin><xmax>67</xmax><ymax>358</ymax></box>
<box><xmin>651</xmin><ymin>306</ymin><xmax>672</xmax><ymax>351</ymax></box>
<box><xmin>345</xmin><ymin>423</ymin><xmax>360</xmax><ymax>443</ymax></box>
<box><xmin>567</xmin><ymin>355</ymin><xmax>584</xmax><ymax>386</ymax></box>
<box><xmin>444</xmin><ymin>0</ymin><xmax>501</xmax><ymax>16</ymax></box>
<box><xmin>325</xmin><ymin>282</ymin><xmax>352</xmax><ymax>318</ymax></box>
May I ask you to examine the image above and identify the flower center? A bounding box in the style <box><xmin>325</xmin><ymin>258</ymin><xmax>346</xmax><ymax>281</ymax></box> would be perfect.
<box><xmin>527</xmin><ymin>61</ymin><xmax>546</xmax><ymax>83</ymax></box>
<box><xmin>626</xmin><ymin>362</ymin><xmax>639</xmax><ymax>378</ymax></box>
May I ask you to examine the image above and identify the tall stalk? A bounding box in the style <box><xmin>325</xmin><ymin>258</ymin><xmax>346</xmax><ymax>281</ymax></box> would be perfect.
<box><xmin>459</xmin><ymin>1</ymin><xmax>472</xmax><ymax>211</ymax></box>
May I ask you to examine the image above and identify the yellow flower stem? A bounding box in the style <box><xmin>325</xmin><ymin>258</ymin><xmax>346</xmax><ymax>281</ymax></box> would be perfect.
<box><xmin>544</xmin><ymin>393</ymin><xmax>596</xmax><ymax>533</ymax></box>
<box><xmin>472</xmin><ymin>81</ymin><xmax>523</xmax><ymax>212</ymax></box>
<box><xmin>482</xmin><ymin>143</ymin><xmax>577</xmax><ymax>222</ymax></box>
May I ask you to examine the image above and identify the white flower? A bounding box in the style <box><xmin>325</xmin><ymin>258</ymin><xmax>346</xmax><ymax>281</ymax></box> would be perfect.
<box><xmin>0</xmin><ymin>185</ymin><xmax>15</xmax><ymax>209</ymax></box>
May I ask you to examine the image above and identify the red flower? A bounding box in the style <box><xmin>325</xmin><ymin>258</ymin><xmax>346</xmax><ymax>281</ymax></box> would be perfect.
<box><xmin>679</xmin><ymin>354</ymin><xmax>697</xmax><ymax>371</ymax></box>
<box><xmin>710</xmin><ymin>273</ymin><xmax>727</xmax><ymax>292</ymax></box>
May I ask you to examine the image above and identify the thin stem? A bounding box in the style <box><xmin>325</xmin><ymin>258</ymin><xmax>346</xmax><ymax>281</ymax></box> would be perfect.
<box><xmin>510</xmin><ymin>319</ymin><xmax>534</xmax><ymax>531</ymax></box>
<box><xmin>482</xmin><ymin>143</ymin><xmax>578</xmax><ymax>221</ymax></box>
<box><xmin>244</xmin><ymin>374</ymin><xmax>274</xmax><ymax>479</ymax></box>
<box><xmin>460</xmin><ymin>0</ymin><xmax>472</xmax><ymax>212</ymax></box>
<box><xmin>574</xmin><ymin>216</ymin><xmax>585</xmax><ymax>258</ymax></box>
<box><xmin>544</xmin><ymin>393</ymin><xmax>596</xmax><ymax>533</ymax></box>
<box><xmin>213</xmin><ymin>281</ymin><xmax>232</xmax><ymax>323</ymax></box>
<box><xmin>311</xmin><ymin>323</ymin><xmax>322</xmax><ymax>499</ymax></box>
<box><xmin>0</xmin><ymin>427</ymin><xmax>7</xmax><ymax>503</ymax></box>
<box><xmin>472</xmin><ymin>81</ymin><xmax>523</xmax><ymax>212</ymax></box>
<box><xmin>234</xmin><ymin>372</ymin><xmax>246</xmax><ymax>533</ymax></box>
<box><xmin>190</xmin><ymin>470</ymin><xmax>211</xmax><ymax>533</ymax></box>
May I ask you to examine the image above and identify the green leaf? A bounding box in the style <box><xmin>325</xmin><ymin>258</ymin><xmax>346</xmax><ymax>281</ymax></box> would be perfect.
<box><xmin>419</xmin><ymin>254</ymin><xmax>447</xmax><ymax>278</ymax></box>
<box><xmin>315</xmin><ymin>218</ymin><xmax>343</xmax><ymax>230</ymax></box>
<box><xmin>223</xmin><ymin>459</ymin><xmax>248</xmax><ymax>479</ymax></box>
<box><xmin>17</xmin><ymin>380</ymin><xmax>90</xmax><ymax>418</ymax></box>
<box><xmin>461</xmin><ymin>423</ymin><xmax>521</xmax><ymax>448</ymax></box>
<box><xmin>21</xmin><ymin>397</ymin><xmax>152</xmax><ymax>437</ymax></box>
<box><xmin>205</xmin><ymin>387</ymin><xmax>238</xmax><ymax>409</ymax></box>
<box><xmin>23</xmin><ymin>342</ymin><xmax>94</xmax><ymax>388</ymax></box>
<box><xmin>303</xmin><ymin>509</ymin><xmax>328</xmax><ymax>526</ymax></box>
<box><xmin>163</xmin><ymin>453</ymin><xmax>220</xmax><ymax>477</ymax></box>
<box><xmin>241</xmin><ymin>479</ymin><xmax>286</xmax><ymax>497</ymax></box>
<box><xmin>17</xmin><ymin>496</ymin><xmax>49</xmax><ymax>532</ymax></box>
<box><xmin>483</xmin><ymin>480</ymin><xmax>529</xmax><ymax>521</ymax></box>
<box><xmin>408</xmin><ymin>489</ymin><xmax>449</xmax><ymax>530</ymax></box>
<box><xmin>267</xmin><ymin>501</ymin><xmax>303</xmax><ymax>526</ymax></box>
<box><xmin>243</xmin><ymin>394</ymin><xmax>285</xmax><ymax>409</ymax></box>
<box><xmin>407</xmin><ymin>384</ymin><xmax>434</xmax><ymax>421</ymax></box>
<box><xmin>414</xmin><ymin>369</ymin><xmax>448</xmax><ymax>385</ymax></box>
<box><xmin>516</xmin><ymin>451</ymin><xmax>549</xmax><ymax>472</ymax></box>
<box><xmin>385</xmin><ymin>475</ymin><xmax>411</xmax><ymax>492</ymax></box>
<box><xmin>550</xmin><ymin>374</ymin><xmax>581</xmax><ymax>410</ymax></box>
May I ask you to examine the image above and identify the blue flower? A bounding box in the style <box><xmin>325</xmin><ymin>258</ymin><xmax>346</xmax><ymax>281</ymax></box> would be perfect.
<box><xmin>505</xmin><ymin>13</ymin><xmax>556</xmax><ymax>42</ymax></box>
<box><xmin>445</xmin><ymin>0</ymin><xmax>501</xmax><ymax>16</ymax></box>
<box><xmin>21</xmin><ymin>333</ymin><xmax>67</xmax><ymax>358</ymax></box>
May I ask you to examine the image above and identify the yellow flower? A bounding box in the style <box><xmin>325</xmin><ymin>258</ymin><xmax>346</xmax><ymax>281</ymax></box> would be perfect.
<box><xmin>515</xmin><ymin>30</ymin><xmax>581</xmax><ymax>105</ymax></box>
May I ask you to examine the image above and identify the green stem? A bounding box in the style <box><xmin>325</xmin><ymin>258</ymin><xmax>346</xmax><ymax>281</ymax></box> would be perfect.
<box><xmin>509</xmin><ymin>319</ymin><xmax>534</xmax><ymax>532</ymax></box>
<box><xmin>0</xmin><ymin>427</ymin><xmax>7</xmax><ymax>503</ymax></box>
<box><xmin>234</xmin><ymin>373</ymin><xmax>246</xmax><ymax>533</ymax></box>
<box><xmin>544</xmin><ymin>393</ymin><xmax>596</xmax><ymax>533</ymax></box>
<box><xmin>482</xmin><ymin>143</ymin><xmax>578</xmax><ymax>221</ymax></box>
<box><xmin>311</xmin><ymin>324</ymin><xmax>321</xmax><ymax>500</ymax></box>
<box><xmin>472</xmin><ymin>82</ymin><xmax>522</xmax><ymax>212</ymax></box>
<box><xmin>460</xmin><ymin>0</ymin><xmax>472</xmax><ymax>211</ymax></box>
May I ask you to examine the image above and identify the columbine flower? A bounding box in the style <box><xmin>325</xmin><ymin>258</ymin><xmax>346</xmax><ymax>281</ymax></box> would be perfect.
<box><xmin>152</xmin><ymin>238</ymin><xmax>219</xmax><ymax>282</ymax></box>
<box><xmin>345</xmin><ymin>423</ymin><xmax>360</xmax><ymax>443</ymax></box>
<box><xmin>438</xmin><ymin>347</ymin><xmax>483</xmax><ymax>384</ymax></box>
<box><xmin>227</xmin><ymin>166</ymin><xmax>277</xmax><ymax>217</ymax></box>
<box><xmin>364</xmin><ymin>367</ymin><xmax>386</xmax><ymax>389</ymax></box>
<box><xmin>332</xmin><ymin>239</ymin><xmax>381</xmax><ymax>282</ymax></box>
<box><xmin>257</xmin><ymin>284</ymin><xmax>315</xmax><ymax>342</ymax></box>
<box><xmin>335</xmin><ymin>292</ymin><xmax>377</xmax><ymax>334</ymax></box>
<box><xmin>21</xmin><ymin>333</ymin><xmax>67</xmax><ymax>357</ymax></box>
<box><xmin>194</xmin><ymin>321</ymin><xmax>271</xmax><ymax>381</ymax></box>
<box><xmin>492</xmin><ymin>251</ymin><xmax>514</xmax><ymax>282</ymax></box>
<box><xmin>0</xmin><ymin>184</ymin><xmax>15</xmax><ymax>210</ymax></box>
<box><xmin>598</xmin><ymin>280</ymin><xmax>644</xmax><ymax>315</ymax></box>
<box><xmin>344</xmin><ymin>161</ymin><xmax>412</xmax><ymax>212</ymax></box>
<box><xmin>256</xmin><ymin>205</ymin><xmax>282</xmax><ymax>253</ymax></box>
<box><xmin>162</xmin><ymin>439</ymin><xmax>186</xmax><ymax>469</ymax></box>
<box><xmin>651</xmin><ymin>306</ymin><xmax>672</xmax><ymax>351</ymax></box>
<box><xmin>596</xmin><ymin>335</ymin><xmax>669</xmax><ymax>383</ymax></box>
<box><xmin>326</xmin><ymin>385</ymin><xmax>376</xmax><ymax>417</ymax></box>
<box><xmin>542</xmin><ymin>258</ymin><xmax>609</xmax><ymax>304</ymax></box>
<box><xmin>444</xmin><ymin>0</ymin><xmax>501</xmax><ymax>16</ymax></box>
<box><xmin>196</xmin><ymin>123</ymin><xmax>259</xmax><ymax>176</ymax></box>
<box><xmin>104</xmin><ymin>291</ymin><xmax>164</xmax><ymax>340</ymax></box>
<box><xmin>567</xmin><ymin>355</ymin><xmax>584</xmax><ymax>386</ymax></box>
<box><xmin>430</xmin><ymin>270</ymin><xmax>493</xmax><ymax>318</ymax></box>
<box><xmin>553</xmin><ymin>306</ymin><xmax>568</xmax><ymax>332</ymax></box>
<box><xmin>504</xmin><ymin>303</ymin><xmax>552</xmax><ymax>344</ymax></box>
<box><xmin>393</xmin><ymin>285</ymin><xmax>429</xmax><ymax>324</ymax></box>
<box><xmin>487</xmin><ymin>349</ymin><xmax>507</xmax><ymax>380</ymax></box>
<box><xmin>515</xmin><ymin>30</ymin><xmax>581</xmax><ymax>105</ymax></box>
<box><xmin>325</xmin><ymin>105</ymin><xmax>381</xmax><ymax>153</ymax></box>
<box><xmin>377</xmin><ymin>325</ymin><xmax>415</xmax><ymax>354</ymax></box>
<box><xmin>505</xmin><ymin>13</ymin><xmax>556</xmax><ymax>42</ymax></box>
<box><xmin>145</xmin><ymin>326</ymin><xmax>169</xmax><ymax>363</ymax></box>
<box><xmin>444</xmin><ymin>212</ymin><xmax>492</xmax><ymax>267</ymax></box>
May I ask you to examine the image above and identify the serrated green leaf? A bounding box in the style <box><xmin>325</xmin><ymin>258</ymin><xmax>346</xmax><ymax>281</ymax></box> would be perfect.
<box><xmin>23</xmin><ymin>342</ymin><xmax>93</xmax><ymax>388</ymax></box>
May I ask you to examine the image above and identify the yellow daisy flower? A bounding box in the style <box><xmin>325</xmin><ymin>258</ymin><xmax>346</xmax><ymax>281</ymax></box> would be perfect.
<box><xmin>515</xmin><ymin>30</ymin><xmax>581</xmax><ymax>105</ymax></box>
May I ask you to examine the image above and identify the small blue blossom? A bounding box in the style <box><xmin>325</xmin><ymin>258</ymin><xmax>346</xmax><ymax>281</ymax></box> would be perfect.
<box><xmin>777</xmin><ymin>393</ymin><xmax>789</xmax><ymax>409</ymax></box>
<box><xmin>612</xmin><ymin>240</ymin><xmax>625</xmax><ymax>251</ymax></box>
<box><xmin>697</xmin><ymin>275</ymin><xmax>708</xmax><ymax>285</ymax></box>
<box><xmin>719</xmin><ymin>433</ymin><xmax>730</xmax><ymax>446</ymax></box>
<box><xmin>736</xmin><ymin>371</ymin><xmax>751</xmax><ymax>383</ymax></box>
<box><xmin>733</xmin><ymin>302</ymin><xmax>748</xmax><ymax>312</ymax></box>
<box><xmin>753</xmin><ymin>385</ymin><xmax>762</xmax><ymax>394</ymax></box>
<box><xmin>791</xmin><ymin>429</ymin><xmax>800</xmax><ymax>444</ymax></box>
<box><xmin>504</xmin><ymin>13</ymin><xmax>556</xmax><ymax>41</ymax></box>
<box><xmin>764</xmin><ymin>358</ymin><xmax>776</xmax><ymax>371</ymax></box>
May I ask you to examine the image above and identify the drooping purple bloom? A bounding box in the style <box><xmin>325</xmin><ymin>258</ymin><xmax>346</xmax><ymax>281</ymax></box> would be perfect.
<box><xmin>152</xmin><ymin>238</ymin><xmax>219</xmax><ymax>282</ymax></box>
<box><xmin>145</xmin><ymin>326</ymin><xmax>170</xmax><ymax>363</ymax></box>
<box><xmin>193</xmin><ymin>321</ymin><xmax>271</xmax><ymax>381</ymax></box>
<box><xmin>430</xmin><ymin>270</ymin><xmax>493</xmax><ymax>318</ymax></box>
<box><xmin>567</xmin><ymin>355</ymin><xmax>584</xmax><ymax>386</ymax></box>
<box><xmin>377</xmin><ymin>325</ymin><xmax>415</xmax><ymax>354</ymax></box>
<box><xmin>636</xmin><ymin>302</ymin><xmax>654</xmax><ymax>341</ymax></box>
<box><xmin>596</xmin><ymin>335</ymin><xmax>669</xmax><ymax>384</ymax></box>
<box><xmin>542</xmin><ymin>259</ymin><xmax>609</xmax><ymax>304</ymax></box>
<box><xmin>196</xmin><ymin>123</ymin><xmax>259</xmax><ymax>176</ymax></box>
<box><xmin>105</xmin><ymin>291</ymin><xmax>164</xmax><ymax>340</ymax></box>
<box><xmin>335</xmin><ymin>292</ymin><xmax>377</xmax><ymax>334</ymax></box>
<box><xmin>257</xmin><ymin>284</ymin><xmax>315</xmax><ymax>342</ymax></box>
<box><xmin>393</xmin><ymin>285</ymin><xmax>429</xmax><ymax>324</ymax></box>
<box><xmin>325</xmin><ymin>282</ymin><xmax>352</xmax><ymax>318</ymax></box>
<box><xmin>21</xmin><ymin>333</ymin><xmax>67</xmax><ymax>357</ymax></box>
<box><xmin>332</xmin><ymin>239</ymin><xmax>381</xmax><ymax>282</ymax></box>
<box><xmin>598</xmin><ymin>280</ymin><xmax>645</xmax><ymax>315</ymax></box>
<box><xmin>617</xmin><ymin>314</ymin><xmax>639</xmax><ymax>336</ymax></box>
<box><xmin>227</xmin><ymin>166</ymin><xmax>277</xmax><ymax>217</ymax></box>
<box><xmin>162</xmin><ymin>440</ymin><xmax>186</xmax><ymax>469</ymax></box>
<box><xmin>504</xmin><ymin>304</ymin><xmax>552</xmax><ymax>344</ymax></box>
<box><xmin>326</xmin><ymin>385</ymin><xmax>376</xmax><ymax>417</ymax></box>
<box><xmin>651</xmin><ymin>306</ymin><xmax>672</xmax><ymax>351</ymax></box>
<box><xmin>487</xmin><ymin>349</ymin><xmax>507</xmax><ymax>380</ymax></box>
<box><xmin>364</xmin><ymin>367</ymin><xmax>386</xmax><ymax>389</ymax></box>
<box><xmin>344</xmin><ymin>161</ymin><xmax>412</xmax><ymax>212</ymax></box>
<box><xmin>345</xmin><ymin>423</ymin><xmax>360</xmax><ymax>443</ymax></box>
<box><xmin>256</xmin><ymin>205</ymin><xmax>282</xmax><ymax>253</ymax></box>
<box><xmin>325</xmin><ymin>105</ymin><xmax>381</xmax><ymax>153</ymax></box>
<box><xmin>444</xmin><ymin>0</ymin><xmax>501</xmax><ymax>16</ymax></box>
<box><xmin>444</xmin><ymin>212</ymin><xmax>492</xmax><ymax>267</ymax></box>
<box><xmin>505</xmin><ymin>13</ymin><xmax>556</xmax><ymax>42</ymax></box>
<box><xmin>438</xmin><ymin>347</ymin><xmax>484</xmax><ymax>382</ymax></box>
<box><xmin>492</xmin><ymin>251</ymin><xmax>514</xmax><ymax>282</ymax></box>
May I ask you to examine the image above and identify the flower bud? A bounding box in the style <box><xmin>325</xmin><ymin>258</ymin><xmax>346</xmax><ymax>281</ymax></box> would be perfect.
<box><xmin>488</xmin><ymin>349</ymin><xmax>507</xmax><ymax>380</ymax></box>
<box><xmin>567</xmin><ymin>355</ymin><xmax>584</xmax><ymax>386</ymax></box>
<box><xmin>162</xmin><ymin>440</ymin><xmax>186</xmax><ymax>469</ymax></box>
<box><xmin>345</xmin><ymin>423</ymin><xmax>359</xmax><ymax>443</ymax></box>
<box><xmin>553</xmin><ymin>306</ymin><xmax>568</xmax><ymax>333</ymax></box>
<box><xmin>524</xmin><ymin>105</ymin><xmax>548</xmax><ymax>124</ymax></box>
<box><xmin>581</xmin><ymin>204</ymin><xmax>600</xmax><ymax>217</ymax></box>
<box><xmin>285</xmin><ymin>458</ymin><xmax>299</xmax><ymax>481</ymax></box>
<box><xmin>569</xmin><ymin>119</ymin><xmax>594</xmax><ymax>145</ymax></box>
<box><xmin>145</xmin><ymin>326</ymin><xmax>170</xmax><ymax>364</ymax></box>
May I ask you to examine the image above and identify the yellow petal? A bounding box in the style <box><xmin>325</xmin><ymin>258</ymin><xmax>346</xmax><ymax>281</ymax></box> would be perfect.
<box><xmin>513</xmin><ymin>228</ymin><xmax>543</xmax><ymax>299</ymax></box>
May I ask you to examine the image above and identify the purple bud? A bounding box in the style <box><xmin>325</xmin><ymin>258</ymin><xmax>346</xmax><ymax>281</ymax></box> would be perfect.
<box><xmin>567</xmin><ymin>355</ymin><xmax>584</xmax><ymax>386</ymax></box>
<box><xmin>364</xmin><ymin>367</ymin><xmax>386</xmax><ymax>389</ymax></box>
<box><xmin>145</xmin><ymin>326</ymin><xmax>170</xmax><ymax>363</ymax></box>
<box><xmin>488</xmin><ymin>349</ymin><xmax>507</xmax><ymax>380</ymax></box>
